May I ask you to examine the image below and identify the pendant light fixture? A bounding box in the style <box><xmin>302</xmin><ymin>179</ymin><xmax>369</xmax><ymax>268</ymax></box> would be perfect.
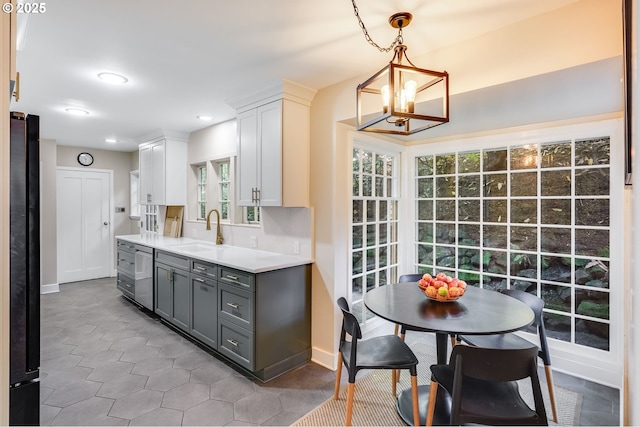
<box><xmin>352</xmin><ymin>2</ymin><xmax>449</xmax><ymax>135</ymax></box>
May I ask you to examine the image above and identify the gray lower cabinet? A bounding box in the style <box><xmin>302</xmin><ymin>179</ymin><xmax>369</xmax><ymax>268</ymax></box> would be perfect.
<box><xmin>218</xmin><ymin>264</ymin><xmax>311</xmax><ymax>381</ymax></box>
<box><xmin>155</xmin><ymin>251</ymin><xmax>191</xmax><ymax>333</ymax></box>
<box><xmin>155</xmin><ymin>261</ymin><xmax>172</xmax><ymax>320</ymax></box>
<box><xmin>116</xmin><ymin>273</ymin><xmax>135</xmax><ymax>299</ymax></box>
<box><xmin>150</xmin><ymin>249</ymin><xmax>311</xmax><ymax>382</ymax></box>
<box><xmin>191</xmin><ymin>273</ymin><xmax>218</xmax><ymax>349</ymax></box>
<box><xmin>116</xmin><ymin>240</ymin><xmax>135</xmax><ymax>299</ymax></box>
<box><xmin>219</xmin><ymin>318</ymin><xmax>254</xmax><ymax>370</ymax></box>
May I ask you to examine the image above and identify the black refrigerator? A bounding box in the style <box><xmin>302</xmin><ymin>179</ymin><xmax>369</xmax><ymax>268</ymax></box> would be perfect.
<box><xmin>9</xmin><ymin>112</ymin><xmax>40</xmax><ymax>426</ymax></box>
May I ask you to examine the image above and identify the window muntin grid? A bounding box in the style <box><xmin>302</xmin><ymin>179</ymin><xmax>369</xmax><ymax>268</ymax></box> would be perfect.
<box><xmin>217</xmin><ymin>161</ymin><xmax>230</xmax><ymax>221</ymax></box>
<box><xmin>196</xmin><ymin>164</ymin><xmax>207</xmax><ymax>220</ymax></box>
<box><xmin>414</xmin><ymin>137</ymin><xmax>611</xmax><ymax>351</ymax></box>
<box><xmin>350</xmin><ymin>147</ymin><xmax>399</xmax><ymax>324</ymax></box>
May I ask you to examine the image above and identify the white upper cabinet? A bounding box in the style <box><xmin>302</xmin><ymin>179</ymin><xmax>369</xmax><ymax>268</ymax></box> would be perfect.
<box><xmin>227</xmin><ymin>80</ymin><xmax>316</xmax><ymax>208</ymax></box>
<box><xmin>138</xmin><ymin>132</ymin><xmax>188</xmax><ymax>206</ymax></box>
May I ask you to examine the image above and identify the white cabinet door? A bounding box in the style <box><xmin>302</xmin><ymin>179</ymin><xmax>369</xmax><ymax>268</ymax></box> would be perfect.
<box><xmin>236</xmin><ymin>101</ymin><xmax>283</xmax><ymax>207</ymax></box>
<box><xmin>139</xmin><ymin>143</ymin><xmax>153</xmax><ymax>204</ymax></box>
<box><xmin>237</xmin><ymin>109</ymin><xmax>258</xmax><ymax>206</ymax></box>
<box><xmin>257</xmin><ymin>101</ymin><xmax>282</xmax><ymax>206</ymax></box>
<box><xmin>57</xmin><ymin>168</ymin><xmax>111</xmax><ymax>283</ymax></box>
<box><xmin>151</xmin><ymin>141</ymin><xmax>166</xmax><ymax>205</ymax></box>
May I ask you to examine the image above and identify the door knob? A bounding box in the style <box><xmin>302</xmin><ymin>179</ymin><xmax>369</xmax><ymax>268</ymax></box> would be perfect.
<box><xmin>103</xmin><ymin>221</ymin><xmax>109</xmax><ymax>226</ymax></box>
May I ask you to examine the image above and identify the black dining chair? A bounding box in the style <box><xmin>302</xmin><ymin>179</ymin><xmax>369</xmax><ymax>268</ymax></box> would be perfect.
<box><xmin>426</xmin><ymin>345</ymin><xmax>548</xmax><ymax>426</ymax></box>
<box><xmin>333</xmin><ymin>297</ymin><xmax>420</xmax><ymax>426</ymax></box>
<box><xmin>456</xmin><ymin>288</ymin><xmax>558</xmax><ymax>423</ymax></box>
<box><xmin>393</xmin><ymin>274</ymin><xmax>424</xmax><ymax>336</ymax></box>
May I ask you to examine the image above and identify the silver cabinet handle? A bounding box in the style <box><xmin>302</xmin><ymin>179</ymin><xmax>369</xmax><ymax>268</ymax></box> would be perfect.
<box><xmin>226</xmin><ymin>339</ymin><xmax>239</xmax><ymax>347</ymax></box>
<box><xmin>194</xmin><ymin>277</ymin><xmax>206</xmax><ymax>283</ymax></box>
<box><xmin>195</xmin><ymin>266</ymin><xmax>206</xmax><ymax>270</ymax></box>
<box><xmin>117</xmin><ymin>279</ymin><xmax>122</xmax><ymax>283</ymax></box>
<box><xmin>226</xmin><ymin>275</ymin><xmax>238</xmax><ymax>281</ymax></box>
<box><xmin>226</xmin><ymin>302</ymin><xmax>239</xmax><ymax>309</ymax></box>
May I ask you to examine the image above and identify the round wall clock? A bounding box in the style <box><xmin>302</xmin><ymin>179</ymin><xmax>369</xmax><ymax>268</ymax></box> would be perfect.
<box><xmin>77</xmin><ymin>152</ymin><xmax>94</xmax><ymax>166</ymax></box>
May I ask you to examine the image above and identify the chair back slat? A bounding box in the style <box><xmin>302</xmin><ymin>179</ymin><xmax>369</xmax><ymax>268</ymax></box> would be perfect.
<box><xmin>499</xmin><ymin>289</ymin><xmax>544</xmax><ymax>325</ymax></box>
<box><xmin>337</xmin><ymin>297</ymin><xmax>362</xmax><ymax>340</ymax></box>
<box><xmin>499</xmin><ymin>288</ymin><xmax>552</xmax><ymax>364</ymax></box>
<box><xmin>398</xmin><ymin>274</ymin><xmax>423</xmax><ymax>283</ymax></box>
<box><xmin>450</xmin><ymin>345</ymin><xmax>539</xmax><ymax>382</ymax></box>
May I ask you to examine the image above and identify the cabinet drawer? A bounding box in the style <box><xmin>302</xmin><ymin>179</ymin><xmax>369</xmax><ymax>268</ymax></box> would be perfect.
<box><xmin>117</xmin><ymin>250</ymin><xmax>135</xmax><ymax>277</ymax></box>
<box><xmin>218</xmin><ymin>319</ymin><xmax>254</xmax><ymax>370</ymax></box>
<box><xmin>219</xmin><ymin>283</ymin><xmax>254</xmax><ymax>330</ymax></box>
<box><xmin>155</xmin><ymin>250</ymin><xmax>190</xmax><ymax>270</ymax></box>
<box><xmin>117</xmin><ymin>273</ymin><xmax>135</xmax><ymax>299</ymax></box>
<box><xmin>117</xmin><ymin>240</ymin><xmax>135</xmax><ymax>253</ymax></box>
<box><xmin>218</xmin><ymin>266</ymin><xmax>254</xmax><ymax>291</ymax></box>
<box><xmin>192</xmin><ymin>260</ymin><xmax>217</xmax><ymax>279</ymax></box>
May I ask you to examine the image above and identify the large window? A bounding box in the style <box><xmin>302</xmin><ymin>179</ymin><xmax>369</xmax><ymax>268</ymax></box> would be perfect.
<box><xmin>189</xmin><ymin>158</ymin><xmax>240</xmax><ymax>224</ymax></box>
<box><xmin>350</xmin><ymin>146</ymin><xmax>399</xmax><ymax>323</ymax></box>
<box><xmin>414</xmin><ymin>135</ymin><xmax>614</xmax><ymax>352</ymax></box>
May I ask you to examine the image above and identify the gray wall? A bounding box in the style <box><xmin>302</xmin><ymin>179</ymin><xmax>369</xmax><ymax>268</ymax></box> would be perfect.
<box><xmin>40</xmin><ymin>145</ymin><xmax>135</xmax><ymax>288</ymax></box>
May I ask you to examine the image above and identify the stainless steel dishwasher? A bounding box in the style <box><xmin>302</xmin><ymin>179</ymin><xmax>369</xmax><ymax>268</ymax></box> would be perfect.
<box><xmin>134</xmin><ymin>245</ymin><xmax>153</xmax><ymax>310</ymax></box>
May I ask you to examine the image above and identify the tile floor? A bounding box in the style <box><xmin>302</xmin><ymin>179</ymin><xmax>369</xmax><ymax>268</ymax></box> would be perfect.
<box><xmin>40</xmin><ymin>278</ymin><xmax>620</xmax><ymax>426</ymax></box>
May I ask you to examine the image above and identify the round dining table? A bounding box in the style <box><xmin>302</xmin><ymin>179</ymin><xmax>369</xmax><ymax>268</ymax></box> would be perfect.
<box><xmin>364</xmin><ymin>282</ymin><xmax>535</xmax><ymax>425</ymax></box>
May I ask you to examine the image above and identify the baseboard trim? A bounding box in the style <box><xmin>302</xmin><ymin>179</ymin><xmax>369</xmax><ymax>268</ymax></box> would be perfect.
<box><xmin>311</xmin><ymin>346</ymin><xmax>335</xmax><ymax>371</ymax></box>
<box><xmin>41</xmin><ymin>283</ymin><xmax>59</xmax><ymax>294</ymax></box>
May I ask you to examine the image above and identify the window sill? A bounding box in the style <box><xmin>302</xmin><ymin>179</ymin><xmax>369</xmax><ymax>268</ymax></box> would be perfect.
<box><xmin>185</xmin><ymin>219</ymin><xmax>261</xmax><ymax>228</ymax></box>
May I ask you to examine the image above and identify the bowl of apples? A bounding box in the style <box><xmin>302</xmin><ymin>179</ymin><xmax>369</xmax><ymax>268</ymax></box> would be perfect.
<box><xmin>417</xmin><ymin>272</ymin><xmax>467</xmax><ymax>302</ymax></box>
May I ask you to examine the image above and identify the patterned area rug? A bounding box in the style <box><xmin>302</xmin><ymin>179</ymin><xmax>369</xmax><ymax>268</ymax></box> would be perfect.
<box><xmin>292</xmin><ymin>342</ymin><xmax>582</xmax><ymax>426</ymax></box>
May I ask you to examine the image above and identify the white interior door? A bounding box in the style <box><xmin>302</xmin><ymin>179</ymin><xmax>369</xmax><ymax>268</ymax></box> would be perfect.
<box><xmin>57</xmin><ymin>168</ymin><xmax>112</xmax><ymax>283</ymax></box>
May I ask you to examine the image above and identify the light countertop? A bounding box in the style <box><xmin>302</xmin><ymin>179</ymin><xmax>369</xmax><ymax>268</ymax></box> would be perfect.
<box><xmin>117</xmin><ymin>235</ymin><xmax>313</xmax><ymax>274</ymax></box>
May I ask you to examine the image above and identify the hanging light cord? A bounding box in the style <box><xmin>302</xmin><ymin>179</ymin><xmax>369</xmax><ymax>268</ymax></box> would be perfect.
<box><xmin>351</xmin><ymin>0</ymin><xmax>403</xmax><ymax>52</ymax></box>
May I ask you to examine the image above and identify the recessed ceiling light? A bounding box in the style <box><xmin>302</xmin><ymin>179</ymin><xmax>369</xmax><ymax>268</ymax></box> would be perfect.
<box><xmin>105</xmin><ymin>138</ymin><xmax>117</xmax><ymax>143</ymax></box>
<box><xmin>197</xmin><ymin>115</ymin><xmax>213</xmax><ymax>121</ymax></box>
<box><xmin>65</xmin><ymin>108</ymin><xmax>89</xmax><ymax>116</ymax></box>
<box><xmin>97</xmin><ymin>72</ymin><xmax>128</xmax><ymax>85</ymax></box>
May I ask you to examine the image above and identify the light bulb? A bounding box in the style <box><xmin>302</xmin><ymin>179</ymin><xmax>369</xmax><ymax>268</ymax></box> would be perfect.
<box><xmin>398</xmin><ymin>89</ymin><xmax>408</xmax><ymax>113</ymax></box>
<box><xmin>381</xmin><ymin>85</ymin><xmax>390</xmax><ymax>113</ymax></box>
<box><xmin>404</xmin><ymin>80</ymin><xmax>417</xmax><ymax>113</ymax></box>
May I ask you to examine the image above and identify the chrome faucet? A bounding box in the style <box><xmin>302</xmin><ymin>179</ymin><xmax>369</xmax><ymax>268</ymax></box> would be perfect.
<box><xmin>205</xmin><ymin>209</ymin><xmax>224</xmax><ymax>245</ymax></box>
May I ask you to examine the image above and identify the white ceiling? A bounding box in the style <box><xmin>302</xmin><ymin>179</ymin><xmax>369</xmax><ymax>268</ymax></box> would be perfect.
<box><xmin>11</xmin><ymin>0</ymin><xmax>578</xmax><ymax>152</ymax></box>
